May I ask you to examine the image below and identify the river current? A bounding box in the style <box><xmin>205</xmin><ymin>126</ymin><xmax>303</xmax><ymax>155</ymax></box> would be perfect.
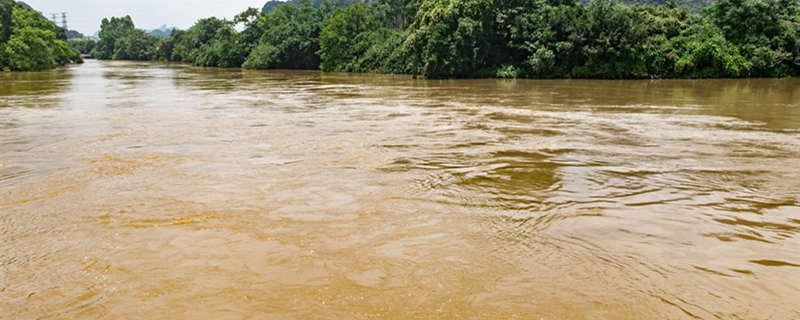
<box><xmin>1</xmin><ymin>60</ymin><xmax>799</xmax><ymax>319</ymax></box>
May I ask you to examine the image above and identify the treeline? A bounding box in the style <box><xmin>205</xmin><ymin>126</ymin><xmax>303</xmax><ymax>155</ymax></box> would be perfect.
<box><xmin>0</xmin><ymin>0</ymin><xmax>82</xmax><ymax>71</ymax></box>
<box><xmin>588</xmin><ymin>0</ymin><xmax>713</xmax><ymax>11</ymax></box>
<box><xmin>85</xmin><ymin>0</ymin><xmax>800</xmax><ymax>79</ymax></box>
<box><xmin>262</xmin><ymin>0</ymin><xmax>361</xmax><ymax>13</ymax></box>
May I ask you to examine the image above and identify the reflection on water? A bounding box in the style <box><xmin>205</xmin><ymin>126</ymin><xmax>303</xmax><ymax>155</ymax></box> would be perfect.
<box><xmin>1</xmin><ymin>60</ymin><xmax>799</xmax><ymax>319</ymax></box>
<box><xmin>0</xmin><ymin>68</ymin><xmax>74</xmax><ymax>108</ymax></box>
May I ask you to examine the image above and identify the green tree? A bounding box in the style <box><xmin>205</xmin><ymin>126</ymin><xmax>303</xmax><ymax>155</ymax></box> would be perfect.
<box><xmin>112</xmin><ymin>29</ymin><xmax>158</xmax><ymax>60</ymax></box>
<box><xmin>404</xmin><ymin>0</ymin><xmax>496</xmax><ymax>78</ymax></box>
<box><xmin>2</xmin><ymin>6</ymin><xmax>80</xmax><ymax>71</ymax></box>
<box><xmin>159</xmin><ymin>29</ymin><xmax>190</xmax><ymax>62</ymax></box>
<box><xmin>4</xmin><ymin>26</ymin><xmax>59</xmax><ymax>70</ymax></box>
<box><xmin>165</xmin><ymin>17</ymin><xmax>230</xmax><ymax>64</ymax></box>
<box><xmin>82</xmin><ymin>0</ymin><xmax>800</xmax><ymax>78</ymax></box>
<box><xmin>568</xmin><ymin>0</ymin><xmax>650</xmax><ymax>78</ymax></box>
<box><xmin>319</xmin><ymin>3</ymin><xmax>382</xmax><ymax>71</ymax></box>
<box><xmin>93</xmin><ymin>15</ymin><xmax>165</xmax><ymax>62</ymax></box>
<box><xmin>93</xmin><ymin>16</ymin><xmax>135</xmax><ymax>59</ymax></box>
<box><xmin>667</xmin><ymin>21</ymin><xmax>750</xmax><ymax>77</ymax></box>
<box><xmin>243</xmin><ymin>0</ymin><xmax>325</xmax><ymax>69</ymax></box>
<box><xmin>498</xmin><ymin>0</ymin><xmax>584</xmax><ymax>77</ymax></box>
<box><xmin>262</xmin><ymin>0</ymin><xmax>360</xmax><ymax>14</ymax></box>
<box><xmin>236</xmin><ymin>7</ymin><xmax>264</xmax><ymax>47</ymax></box>
<box><xmin>358</xmin><ymin>29</ymin><xmax>415</xmax><ymax>74</ymax></box>
<box><xmin>0</xmin><ymin>0</ymin><xmax>13</xmax><ymax>43</ymax></box>
<box><xmin>710</xmin><ymin>0</ymin><xmax>800</xmax><ymax>76</ymax></box>
<box><xmin>242</xmin><ymin>43</ymin><xmax>279</xmax><ymax>69</ymax></box>
<box><xmin>194</xmin><ymin>25</ymin><xmax>248</xmax><ymax>67</ymax></box>
<box><xmin>69</xmin><ymin>39</ymin><xmax>96</xmax><ymax>55</ymax></box>
<box><xmin>374</xmin><ymin>0</ymin><xmax>421</xmax><ymax>29</ymax></box>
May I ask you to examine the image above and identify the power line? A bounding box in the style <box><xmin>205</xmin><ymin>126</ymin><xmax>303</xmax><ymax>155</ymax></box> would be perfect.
<box><xmin>49</xmin><ymin>12</ymin><xmax>68</xmax><ymax>30</ymax></box>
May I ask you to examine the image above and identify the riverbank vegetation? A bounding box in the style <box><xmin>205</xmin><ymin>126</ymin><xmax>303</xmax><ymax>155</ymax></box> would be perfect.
<box><xmin>88</xmin><ymin>0</ymin><xmax>800</xmax><ymax>79</ymax></box>
<box><xmin>69</xmin><ymin>39</ymin><xmax>95</xmax><ymax>56</ymax></box>
<box><xmin>0</xmin><ymin>0</ymin><xmax>82</xmax><ymax>71</ymax></box>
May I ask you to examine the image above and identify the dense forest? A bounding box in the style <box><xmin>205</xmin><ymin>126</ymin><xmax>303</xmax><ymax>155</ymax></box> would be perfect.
<box><xmin>79</xmin><ymin>0</ymin><xmax>800</xmax><ymax>78</ymax></box>
<box><xmin>592</xmin><ymin>0</ymin><xmax>713</xmax><ymax>11</ymax></box>
<box><xmin>0</xmin><ymin>0</ymin><xmax>82</xmax><ymax>71</ymax></box>
<box><xmin>262</xmin><ymin>0</ymin><xmax>362</xmax><ymax>13</ymax></box>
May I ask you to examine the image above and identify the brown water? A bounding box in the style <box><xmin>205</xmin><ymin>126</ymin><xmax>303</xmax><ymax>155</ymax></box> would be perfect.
<box><xmin>1</xmin><ymin>60</ymin><xmax>800</xmax><ymax>319</ymax></box>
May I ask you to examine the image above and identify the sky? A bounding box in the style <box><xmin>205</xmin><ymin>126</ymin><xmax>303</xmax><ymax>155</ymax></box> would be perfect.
<box><xmin>24</xmin><ymin>0</ymin><xmax>268</xmax><ymax>35</ymax></box>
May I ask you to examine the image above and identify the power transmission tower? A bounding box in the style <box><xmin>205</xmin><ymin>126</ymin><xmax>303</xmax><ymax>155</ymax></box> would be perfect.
<box><xmin>51</xmin><ymin>13</ymin><xmax>57</xmax><ymax>25</ymax></box>
<box><xmin>61</xmin><ymin>12</ymin><xmax>67</xmax><ymax>31</ymax></box>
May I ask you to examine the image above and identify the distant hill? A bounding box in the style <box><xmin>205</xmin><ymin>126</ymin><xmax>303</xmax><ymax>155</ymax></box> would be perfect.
<box><xmin>146</xmin><ymin>24</ymin><xmax>177</xmax><ymax>38</ymax></box>
<box><xmin>92</xmin><ymin>25</ymin><xmax>178</xmax><ymax>39</ymax></box>
<box><xmin>66</xmin><ymin>29</ymin><xmax>84</xmax><ymax>39</ymax></box>
<box><xmin>16</xmin><ymin>1</ymin><xmax>32</xmax><ymax>10</ymax></box>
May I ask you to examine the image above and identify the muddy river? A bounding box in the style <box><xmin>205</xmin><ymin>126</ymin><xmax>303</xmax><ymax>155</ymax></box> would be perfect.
<box><xmin>1</xmin><ymin>60</ymin><xmax>799</xmax><ymax>319</ymax></box>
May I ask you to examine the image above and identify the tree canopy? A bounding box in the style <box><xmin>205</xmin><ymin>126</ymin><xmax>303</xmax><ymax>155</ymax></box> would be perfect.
<box><xmin>89</xmin><ymin>0</ymin><xmax>800</xmax><ymax>78</ymax></box>
<box><xmin>261</xmin><ymin>0</ymin><xmax>360</xmax><ymax>14</ymax></box>
<box><xmin>0</xmin><ymin>1</ymin><xmax>81</xmax><ymax>71</ymax></box>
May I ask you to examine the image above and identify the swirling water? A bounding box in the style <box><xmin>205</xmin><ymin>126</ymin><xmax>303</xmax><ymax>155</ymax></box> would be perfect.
<box><xmin>1</xmin><ymin>60</ymin><xmax>799</xmax><ymax>319</ymax></box>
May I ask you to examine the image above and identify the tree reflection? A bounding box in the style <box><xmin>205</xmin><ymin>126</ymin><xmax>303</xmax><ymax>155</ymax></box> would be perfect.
<box><xmin>0</xmin><ymin>67</ymin><xmax>75</xmax><ymax>108</ymax></box>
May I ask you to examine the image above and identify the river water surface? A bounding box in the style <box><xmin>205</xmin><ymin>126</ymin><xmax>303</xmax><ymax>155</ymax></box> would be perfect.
<box><xmin>1</xmin><ymin>60</ymin><xmax>800</xmax><ymax>319</ymax></box>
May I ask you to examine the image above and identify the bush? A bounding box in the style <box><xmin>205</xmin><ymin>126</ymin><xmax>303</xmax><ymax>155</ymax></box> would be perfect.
<box><xmin>243</xmin><ymin>43</ymin><xmax>279</xmax><ymax>69</ymax></box>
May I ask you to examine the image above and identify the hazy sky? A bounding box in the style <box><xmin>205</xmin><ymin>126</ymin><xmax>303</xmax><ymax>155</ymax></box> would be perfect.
<box><xmin>25</xmin><ymin>0</ymin><xmax>267</xmax><ymax>35</ymax></box>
